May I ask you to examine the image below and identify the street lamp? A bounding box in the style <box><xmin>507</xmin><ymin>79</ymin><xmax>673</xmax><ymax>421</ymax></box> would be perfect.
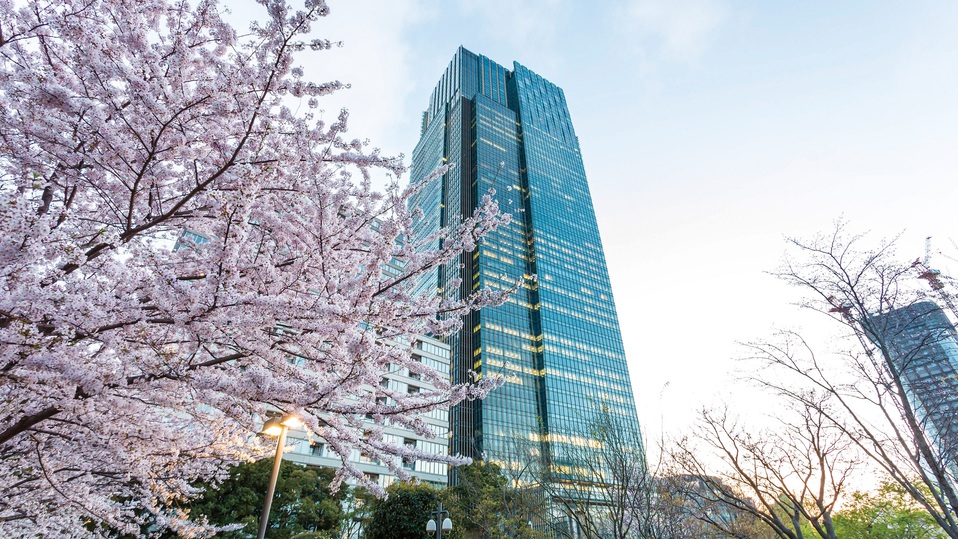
<box><xmin>425</xmin><ymin>502</ymin><xmax>452</xmax><ymax>539</ymax></box>
<box><xmin>257</xmin><ymin>414</ymin><xmax>301</xmax><ymax>539</ymax></box>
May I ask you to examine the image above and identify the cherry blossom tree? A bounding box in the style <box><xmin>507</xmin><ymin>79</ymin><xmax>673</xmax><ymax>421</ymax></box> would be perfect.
<box><xmin>0</xmin><ymin>0</ymin><xmax>513</xmax><ymax>536</ymax></box>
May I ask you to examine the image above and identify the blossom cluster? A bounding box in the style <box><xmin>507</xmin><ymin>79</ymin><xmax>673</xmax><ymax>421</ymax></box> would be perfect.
<box><xmin>0</xmin><ymin>0</ymin><xmax>512</xmax><ymax>536</ymax></box>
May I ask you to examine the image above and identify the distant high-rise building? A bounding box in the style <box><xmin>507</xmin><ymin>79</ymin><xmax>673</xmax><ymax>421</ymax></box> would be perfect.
<box><xmin>870</xmin><ymin>301</ymin><xmax>958</xmax><ymax>469</ymax></box>
<box><xmin>409</xmin><ymin>47</ymin><xmax>641</xmax><ymax>476</ymax></box>
<box><xmin>285</xmin><ymin>334</ymin><xmax>453</xmax><ymax>490</ymax></box>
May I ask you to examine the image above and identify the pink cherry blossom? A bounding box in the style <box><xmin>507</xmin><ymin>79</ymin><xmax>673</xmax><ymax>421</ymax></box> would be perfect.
<box><xmin>0</xmin><ymin>1</ymin><xmax>514</xmax><ymax>536</ymax></box>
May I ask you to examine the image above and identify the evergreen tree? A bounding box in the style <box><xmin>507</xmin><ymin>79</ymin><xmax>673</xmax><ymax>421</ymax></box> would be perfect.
<box><xmin>444</xmin><ymin>461</ymin><xmax>541</xmax><ymax>539</ymax></box>
<box><xmin>364</xmin><ymin>482</ymin><xmax>439</xmax><ymax>539</ymax></box>
<box><xmin>187</xmin><ymin>460</ymin><xmax>347</xmax><ymax>539</ymax></box>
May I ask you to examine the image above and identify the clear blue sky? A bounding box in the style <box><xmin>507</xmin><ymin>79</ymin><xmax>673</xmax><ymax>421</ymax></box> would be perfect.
<box><xmin>244</xmin><ymin>1</ymin><xmax>958</xmax><ymax>439</ymax></box>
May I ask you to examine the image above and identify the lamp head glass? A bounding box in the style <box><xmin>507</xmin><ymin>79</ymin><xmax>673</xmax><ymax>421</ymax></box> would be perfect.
<box><xmin>261</xmin><ymin>417</ymin><xmax>284</xmax><ymax>437</ymax></box>
<box><xmin>281</xmin><ymin>414</ymin><xmax>303</xmax><ymax>428</ymax></box>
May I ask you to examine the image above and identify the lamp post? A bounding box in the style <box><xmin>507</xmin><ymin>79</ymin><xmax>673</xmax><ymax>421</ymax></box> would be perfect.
<box><xmin>425</xmin><ymin>502</ymin><xmax>452</xmax><ymax>539</ymax></box>
<box><xmin>257</xmin><ymin>414</ymin><xmax>301</xmax><ymax>539</ymax></box>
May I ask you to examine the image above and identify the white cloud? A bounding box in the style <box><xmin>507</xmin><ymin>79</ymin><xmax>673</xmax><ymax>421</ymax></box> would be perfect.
<box><xmin>616</xmin><ymin>0</ymin><xmax>727</xmax><ymax>63</ymax></box>
<box><xmin>303</xmin><ymin>1</ymin><xmax>426</xmax><ymax>155</ymax></box>
<box><xmin>220</xmin><ymin>0</ymin><xmax>426</xmax><ymax>166</ymax></box>
<box><xmin>455</xmin><ymin>0</ymin><xmax>571</xmax><ymax>68</ymax></box>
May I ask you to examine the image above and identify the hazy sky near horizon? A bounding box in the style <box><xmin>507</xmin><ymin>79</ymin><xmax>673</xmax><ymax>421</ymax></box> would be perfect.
<box><xmin>243</xmin><ymin>1</ymin><xmax>958</xmax><ymax>441</ymax></box>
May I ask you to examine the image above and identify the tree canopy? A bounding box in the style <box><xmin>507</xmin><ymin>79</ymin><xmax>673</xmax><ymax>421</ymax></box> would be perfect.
<box><xmin>0</xmin><ymin>0</ymin><xmax>513</xmax><ymax>536</ymax></box>
<box><xmin>363</xmin><ymin>482</ymin><xmax>439</xmax><ymax>539</ymax></box>
<box><xmin>754</xmin><ymin>227</ymin><xmax>958</xmax><ymax>537</ymax></box>
<box><xmin>443</xmin><ymin>461</ymin><xmax>542</xmax><ymax>539</ymax></box>
<box><xmin>670</xmin><ymin>224</ymin><xmax>958</xmax><ymax>539</ymax></box>
<box><xmin>831</xmin><ymin>481</ymin><xmax>948</xmax><ymax>539</ymax></box>
<box><xmin>185</xmin><ymin>460</ymin><xmax>346</xmax><ymax>539</ymax></box>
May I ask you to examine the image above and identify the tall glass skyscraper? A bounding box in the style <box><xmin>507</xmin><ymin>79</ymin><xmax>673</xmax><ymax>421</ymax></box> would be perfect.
<box><xmin>410</xmin><ymin>47</ymin><xmax>641</xmax><ymax>475</ymax></box>
<box><xmin>870</xmin><ymin>301</ymin><xmax>958</xmax><ymax>471</ymax></box>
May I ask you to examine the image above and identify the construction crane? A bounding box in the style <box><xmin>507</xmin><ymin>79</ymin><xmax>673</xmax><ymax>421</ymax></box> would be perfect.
<box><xmin>824</xmin><ymin>295</ymin><xmax>890</xmax><ymax>372</ymax></box>
<box><xmin>912</xmin><ymin>236</ymin><xmax>958</xmax><ymax>321</ymax></box>
<box><xmin>823</xmin><ymin>237</ymin><xmax>958</xmax><ymax>364</ymax></box>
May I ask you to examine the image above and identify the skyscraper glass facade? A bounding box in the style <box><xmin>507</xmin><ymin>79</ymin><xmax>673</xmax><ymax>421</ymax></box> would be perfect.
<box><xmin>410</xmin><ymin>48</ymin><xmax>641</xmax><ymax>475</ymax></box>
<box><xmin>870</xmin><ymin>301</ymin><xmax>958</xmax><ymax>469</ymax></box>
